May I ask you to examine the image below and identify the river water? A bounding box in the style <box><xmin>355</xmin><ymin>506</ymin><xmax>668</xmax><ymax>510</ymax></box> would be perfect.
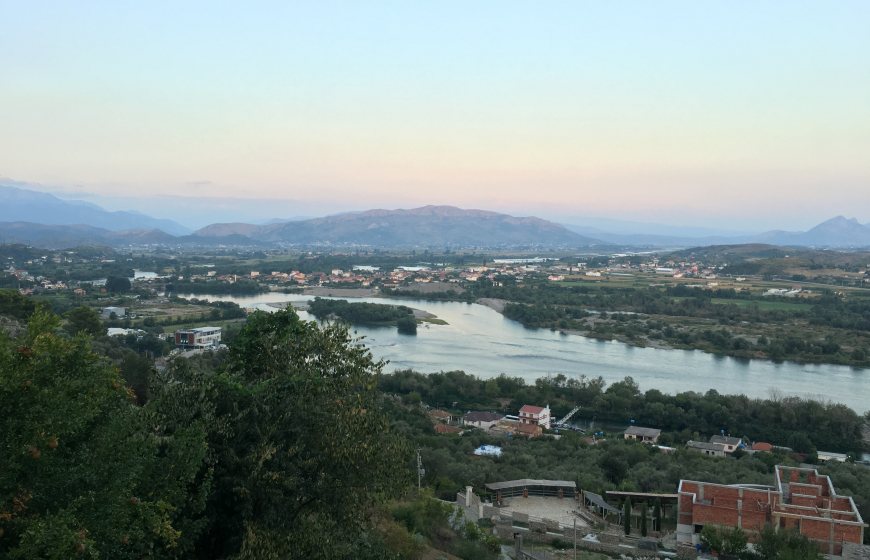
<box><xmin>180</xmin><ymin>293</ymin><xmax>869</xmax><ymax>413</ymax></box>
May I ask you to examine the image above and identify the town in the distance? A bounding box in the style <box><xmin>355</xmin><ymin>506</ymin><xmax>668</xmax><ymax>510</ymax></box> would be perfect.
<box><xmin>1</xmin><ymin>183</ymin><xmax>869</xmax><ymax>560</ymax></box>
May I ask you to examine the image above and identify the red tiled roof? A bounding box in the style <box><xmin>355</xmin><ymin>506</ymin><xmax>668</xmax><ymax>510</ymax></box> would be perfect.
<box><xmin>752</xmin><ymin>442</ymin><xmax>773</xmax><ymax>452</ymax></box>
<box><xmin>519</xmin><ymin>404</ymin><xmax>545</xmax><ymax>414</ymax></box>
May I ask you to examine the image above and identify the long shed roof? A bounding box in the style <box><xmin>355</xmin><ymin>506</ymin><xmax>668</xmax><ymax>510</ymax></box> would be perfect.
<box><xmin>485</xmin><ymin>479</ymin><xmax>576</xmax><ymax>491</ymax></box>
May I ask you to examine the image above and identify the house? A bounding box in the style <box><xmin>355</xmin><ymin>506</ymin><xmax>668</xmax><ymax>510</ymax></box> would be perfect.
<box><xmin>518</xmin><ymin>404</ymin><xmax>551</xmax><ymax>429</ymax></box>
<box><xmin>686</xmin><ymin>440</ymin><xmax>727</xmax><ymax>458</ymax></box>
<box><xmin>101</xmin><ymin>306</ymin><xmax>126</xmax><ymax>320</ymax></box>
<box><xmin>624</xmin><ymin>426</ymin><xmax>661</xmax><ymax>444</ymax></box>
<box><xmin>463</xmin><ymin>411</ymin><xmax>504</xmax><ymax>430</ymax></box>
<box><xmin>709</xmin><ymin>435</ymin><xmax>743</xmax><ymax>454</ymax></box>
<box><xmin>751</xmin><ymin>441</ymin><xmax>774</xmax><ymax>453</ymax></box>
<box><xmin>677</xmin><ymin>465</ymin><xmax>867</xmax><ymax>556</ymax></box>
<box><xmin>174</xmin><ymin>326</ymin><xmax>222</xmax><ymax>349</ymax></box>
<box><xmin>818</xmin><ymin>451</ymin><xmax>849</xmax><ymax>463</ymax></box>
<box><xmin>516</xmin><ymin>422</ymin><xmax>543</xmax><ymax>438</ymax></box>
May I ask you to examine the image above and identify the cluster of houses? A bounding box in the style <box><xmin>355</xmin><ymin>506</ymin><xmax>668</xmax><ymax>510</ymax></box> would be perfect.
<box><xmin>626</xmin><ymin>425</ymin><xmax>851</xmax><ymax>463</ymax></box>
<box><xmin>428</xmin><ymin>403</ymin><xmax>553</xmax><ymax>438</ymax></box>
<box><xmin>8</xmin><ymin>247</ymin><xmax>847</xmax><ymax>300</ymax></box>
<box><xmin>428</xmin><ymin>409</ymin><xmax>852</xmax><ymax>467</ymax></box>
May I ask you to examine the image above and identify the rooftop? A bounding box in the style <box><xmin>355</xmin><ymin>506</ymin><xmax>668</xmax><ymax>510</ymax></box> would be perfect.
<box><xmin>710</xmin><ymin>435</ymin><xmax>742</xmax><ymax>446</ymax></box>
<box><xmin>519</xmin><ymin>404</ymin><xmax>547</xmax><ymax>414</ymax></box>
<box><xmin>464</xmin><ymin>411</ymin><xmax>504</xmax><ymax>422</ymax></box>
<box><xmin>687</xmin><ymin>440</ymin><xmax>726</xmax><ymax>452</ymax></box>
<box><xmin>486</xmin><ymin>479</ymin><xmax>576</xmax><ymax>491</ymax></box>
<box><xmin>625</xmin><ymin>426</ymin><xmax>661</xmax><ymax>437</ymax></box>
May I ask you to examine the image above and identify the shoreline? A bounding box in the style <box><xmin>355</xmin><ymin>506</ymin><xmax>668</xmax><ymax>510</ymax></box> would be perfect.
<box><xmin>224</xmin><ymin>291</ymin><xmax>868</xmax><ymax>371</ymax></box>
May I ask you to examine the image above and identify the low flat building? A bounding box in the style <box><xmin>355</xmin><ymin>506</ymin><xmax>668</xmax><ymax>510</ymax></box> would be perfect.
<box><xmin>710</xmin><ymin>435</ymin><xmax>743</xmax><ymax>454</ymax></box>
<box><xmin>818</xmin><ymin>451</ymin><xmax>849</xmax><ymax>463</ymax></box>
<box><xmin>624</xmin><ymin>426</ymin><xmax>661</xmax><ymax>444</ymax></box>
<box><xmin>687</xmin><ymin>440</ymin><xmax>727</xmax><ymax>457</ymax></box>
<box><xmin>516</xmin><ymin>422</ymin><xmax>543</xmax><ymax>438</ymax></box>
<box><xmin>174</xmin><ymin>326</ymin><xmax>222</xmax><ymax>349</ymax></box>
<box><xmin>463</xmin><ymin>411</ymin><xmax>504</xmax><ymax>430</ymax></box>
<box><xmin>677</xmin><ymin>465</ymin><xmax>866</xmax><ymax>556</ymax></box>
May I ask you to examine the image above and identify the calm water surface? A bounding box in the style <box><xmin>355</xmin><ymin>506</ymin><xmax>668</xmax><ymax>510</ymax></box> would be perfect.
<box><xmin>181</xmin><ymin>293</ymin><xmax>869</xmax><ymax>413</ymax></box>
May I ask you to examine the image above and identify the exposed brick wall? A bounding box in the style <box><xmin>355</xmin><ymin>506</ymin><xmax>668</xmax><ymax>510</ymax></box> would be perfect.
<box><xmin>679</xmin><ymin>476</ymin><xmax>864</xmax><ymax>549</ymax></box>
<box><xmin>791</xmin><ymin>483</ymin><xmax>823</xmax><ymax>497</ymax></box>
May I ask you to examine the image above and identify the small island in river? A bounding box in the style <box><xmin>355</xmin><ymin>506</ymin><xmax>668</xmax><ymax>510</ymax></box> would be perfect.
<box><xmin>307</xmin><ymin>297</ymin><xmax>439</xmax><ymax>335</ymax></box>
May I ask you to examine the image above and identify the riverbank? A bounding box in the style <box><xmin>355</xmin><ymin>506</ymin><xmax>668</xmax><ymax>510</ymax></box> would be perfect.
<box><xmin>174</xmin><ymin>293</ymin><xmax>869</xmax><ymax>412</ymax></box>
<box><xmin>300</xmin><ymin>291</ymin><xmax>867</xmax><ymax>367</ymax></box>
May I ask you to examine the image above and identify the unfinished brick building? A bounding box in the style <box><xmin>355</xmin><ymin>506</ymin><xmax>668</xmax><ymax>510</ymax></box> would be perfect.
<box><xmin>677</xmin><ymin>465</ymin><xmax>866</xmax><ymax>556</ymax></box>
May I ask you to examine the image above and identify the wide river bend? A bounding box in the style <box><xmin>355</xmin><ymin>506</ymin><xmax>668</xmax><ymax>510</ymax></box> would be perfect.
<box><xmin>181</xmin><ymin>293</ymin><xmax>869</xmax><ymax>414</ymax></box>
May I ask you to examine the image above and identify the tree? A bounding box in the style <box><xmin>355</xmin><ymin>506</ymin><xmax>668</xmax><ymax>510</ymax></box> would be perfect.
<box><xmin>640</xmin><ymin>501</ymin><xmax>648</xmax><ymax>536</ymax></box>
<box><xmin>396</xmin><ymin>316</ymin><xmax>417</xmax><ymax>335</ymax></box>
<box><xmin>63</xmin><ymin>306</ymin><xmax>103</xmax><ymax>337</ymax></box>
<box><xmin>751</xmin><ymin>527</ymin><xmax>822</xmax><ymax>560</ymax></box>
<box><xmin>198</xmin><ymin>308</ymin><xmax>411</xmax><ymax>558</ymax></box>
<box><xmin>623</xmin><ymin>497</ymin><xmax>632</xmax><ymax>535</ymax></box>
<box><xmin>106</xmin><ymin>276</ymin><xmax>131</xmax><ymax>293</ymax></box>
<box><xmin>700</xmin><ymin>525</ymin><xmax>748</xmax><ymax>558</ymax></box>
<box><xmin>0</xmin><ymin>289</ymin><xmax>36</xmax><ymax>320</ymax></box>
<box><xmin>0</xmin><ymin>309</ymin><xmax>200</xmax><ymax>558</ymax></box>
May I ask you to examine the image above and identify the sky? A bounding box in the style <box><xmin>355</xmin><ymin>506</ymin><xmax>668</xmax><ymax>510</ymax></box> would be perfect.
<box><xmin>1</xmin><ymin>1</ymin><xmax>869</xmax><ymax>230</ymax></box>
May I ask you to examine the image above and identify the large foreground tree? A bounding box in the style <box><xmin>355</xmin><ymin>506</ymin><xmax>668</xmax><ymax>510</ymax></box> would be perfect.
<box><xmin>0</xmin><ymin>310</ymin><xmax>204</xmax><ymax>559</ymax></box>
<box><xmin>196</xmin><ymin>308</ymin><xmax>411</xmax><ymax>559</ymax></box>
<box><xmin>1</xmin><ymin>307</ymin><xmax>410</xmax><ymax>559</ymax></box>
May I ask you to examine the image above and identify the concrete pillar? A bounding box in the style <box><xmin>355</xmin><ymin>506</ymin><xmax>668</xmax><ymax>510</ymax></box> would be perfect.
<box><xmin>465</xmin><ymin>486</ymin><xmax>473</xmax><ymax>507</ymax></box>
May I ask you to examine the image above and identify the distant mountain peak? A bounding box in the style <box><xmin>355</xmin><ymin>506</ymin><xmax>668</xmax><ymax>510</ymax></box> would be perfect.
<box><xmin>816</xmin><ymin>215</ymin><xmax>862</xmax><ymax>226</ymax></box>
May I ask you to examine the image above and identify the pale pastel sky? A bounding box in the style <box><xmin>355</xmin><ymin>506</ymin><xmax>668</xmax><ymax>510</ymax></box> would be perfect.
<box><xmin>1</xmin><ymin>1</ymin><xmax>869</xmax><ymax>229</ymax></box>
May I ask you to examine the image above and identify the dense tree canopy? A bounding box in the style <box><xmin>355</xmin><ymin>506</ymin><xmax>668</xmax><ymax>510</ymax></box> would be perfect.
<box><xmin>63</xmin><ymin>305</ymin><xmax>103</xmax><ymax>337</ymax></box>
<box><xmin>0</xmin><ymin>310</ymin><xmax>201</xmax><ymax>559</ymax></box>
<box><xmin>0</xmin><ymin>307</ymin><xmax>411</xmax><ymax>559</ymax></box>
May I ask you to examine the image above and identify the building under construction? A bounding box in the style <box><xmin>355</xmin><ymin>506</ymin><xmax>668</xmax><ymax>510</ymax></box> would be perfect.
<box><xmin>677</xmin><ymin>465</ymin><xmax>866</xmax><ymax>556</ymax></box>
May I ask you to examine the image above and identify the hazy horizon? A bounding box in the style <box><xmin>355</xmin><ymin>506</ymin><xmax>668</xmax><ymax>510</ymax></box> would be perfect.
<box><xmin>1</xmin><ymin>177</ymin><xmax>866</xmax><ymax>234</ymax></box>
<box><xmin>2</xmin><ymin>2</ymin><xmax>868</xmax><ymax>230</ymax></box>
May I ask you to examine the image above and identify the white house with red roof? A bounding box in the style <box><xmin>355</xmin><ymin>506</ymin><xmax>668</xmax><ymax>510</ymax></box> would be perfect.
<box><xmin>518</xmin><ymin>404</ymin><xmax>551</xmax><ymax>430</ymax></box>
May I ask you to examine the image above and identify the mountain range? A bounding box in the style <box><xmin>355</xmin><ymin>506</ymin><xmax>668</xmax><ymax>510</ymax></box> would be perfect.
<box><xmin>0</xmin><ymin>186</ymin><xmax>190</xmax><ymax>235</ymax></box>
<box><xmin>1</xmin><ymin>184</ymin><xmax>869</xmax><ymax>250</ymax></box>
<box><xmin>194</xmin><ymin>206</ymin><xmax>596</xmax><ymax>248</ymax></box>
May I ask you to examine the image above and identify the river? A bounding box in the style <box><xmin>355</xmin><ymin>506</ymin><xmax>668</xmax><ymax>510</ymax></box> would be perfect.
<box><xmin>180</xmin><ymin>293</ymin><xmax>869</xmax><ymax>413</ymax></box>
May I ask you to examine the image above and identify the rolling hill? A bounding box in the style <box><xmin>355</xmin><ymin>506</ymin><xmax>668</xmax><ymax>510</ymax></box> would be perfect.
<box><xmin>195</xmin><ymin>205</ymin><xmax>601</xmax><ymax>248</ymax></box>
